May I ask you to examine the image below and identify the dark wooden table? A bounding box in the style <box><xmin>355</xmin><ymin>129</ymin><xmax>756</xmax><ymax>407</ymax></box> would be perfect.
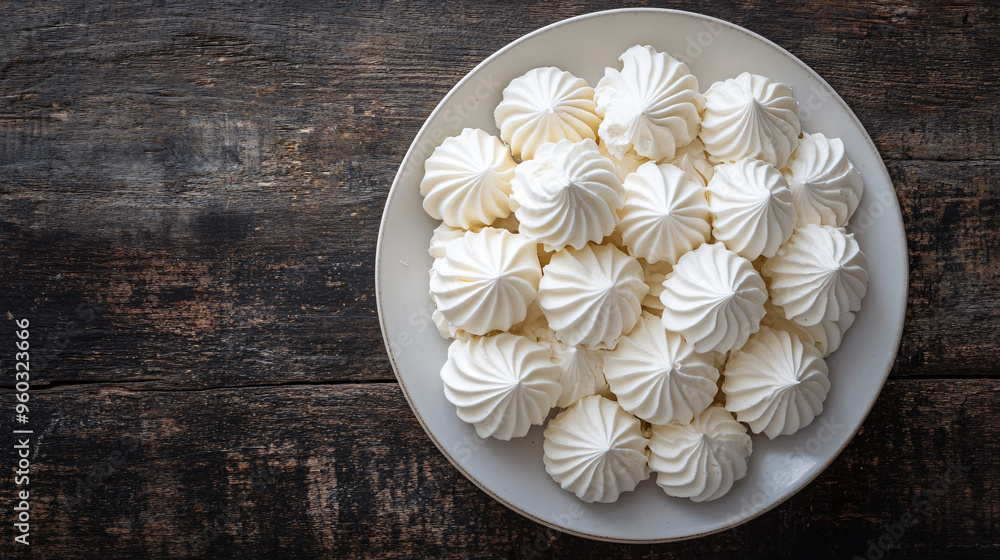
<box><xmin>1</xmin><ymin>1</ymin><xmax>997</xmax><ymax>558</ymax></box>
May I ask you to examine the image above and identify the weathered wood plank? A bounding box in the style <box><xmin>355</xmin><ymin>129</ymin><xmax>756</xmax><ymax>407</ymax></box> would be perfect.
<box><xmin>0</xmin><ymin>160</ymin><xmax>995</xmax><ymax>387</ymax></box>
<box><xmin>0</xmin><ymin>380</ymin><xmax>995</xmax><ymax>558</ymax></box>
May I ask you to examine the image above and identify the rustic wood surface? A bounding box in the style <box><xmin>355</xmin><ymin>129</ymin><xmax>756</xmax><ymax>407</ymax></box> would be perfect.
<box><xmin>0</xmin><ymin>0</ymin><xmax>997</xmax><ymax>558</ymax></box>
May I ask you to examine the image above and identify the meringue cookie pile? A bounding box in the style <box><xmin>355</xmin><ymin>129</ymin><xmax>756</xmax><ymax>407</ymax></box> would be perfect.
<box><xmin>418</xmin><ymin>45</ymin><xmax>869</xmax><ymax>504</ymax></box>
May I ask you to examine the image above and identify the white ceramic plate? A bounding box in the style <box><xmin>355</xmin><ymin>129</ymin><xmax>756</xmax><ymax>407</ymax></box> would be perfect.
<box><xmin>376</xmin><ymin>8</ymin><xmax>907</xmax><ymax>543</ymax></box>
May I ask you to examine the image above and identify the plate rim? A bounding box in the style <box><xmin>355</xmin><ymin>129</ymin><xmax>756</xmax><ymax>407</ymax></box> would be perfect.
<box><xmin>375</xmin><ymin>7</ymin><xmax>909</xmax><ymax>543</ymax></box>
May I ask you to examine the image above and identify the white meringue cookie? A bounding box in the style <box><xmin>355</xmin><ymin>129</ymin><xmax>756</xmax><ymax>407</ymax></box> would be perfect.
<box><xmin>514</xmin><ymin>312</ymin><xmax>610</xmax><ymax>407</ymax></box>
<box><xmin>538</xmin><ymin>243</ymin><xmax>648</xmax><ymax>351</ymax></box>
<box><xmin>441</xmin><ymin>333</ymin><xmax>562</xmax><ymax>440</ymax></box>
<box><xmin>782</xmin><ymin>132</ymin><xmax>865</xmax><ymax>227</ymax></box>
<box><xmin>511</xmin><ymin>139</ymin><xmax>625</xmax><ymax>252</ymax></box>
<box><xmin>604</xmin><ymin>313</ymin><xmax>719</xmax><ymax>425</ymax></box>
<box><xmin>660</xmin><ymin>242</ymin><xmax>768</xmax><ymax>354</ymax></box>
<box><xmin>762</xmin><ymin>224</ymin><xmax>869</xmax><ymax>326</ymax></box>
<box><xmin>428</xmin><ymin>222</ymin><xmax>467</xmax><ymax>259</ymax></box>
<box><xmin>595</xmin><ymin>45</ymin><xmax>704</xmax><ymax>161</ymax></box>
<box><xmin>429</xmin><ymin>228</ymin><xmax>541</xmax><ymax>335</ymax></box>
<box><xmin>598</xmin><ymin>138</ymin><xmax>649</xmax><ymax>183</ymax></box>
<box><xmin>665</xmin><ymin>137</ymin><xmax>715</xmax><ymax>187</ymax></box>
<box><xmin>494</xmin><ymin>67</ymin><xmax>601</xmax><ymax>161</ymax></box>
<box><xmin>761</xmin><ymin>299</ymin><xmax>856</xmax><ymax>358</ymax></box>
<box><xmin>420</xmin><ymin>128</ymin><xmax>516</xmax><ymax>229</ymax></box>
<box><xmin>708</xmin><ymin>158</ymin><xmax>797</xmax><ymax>260</ymax></box>
<box><xmin>641</xmin><ymin>269</ymin><xmax>669</xmax><ymax>315</ymax></box>
<box><xmin>647</xmin><ymin>405</ymin><xmax>752</xmax><ymax>502</ymax></box>
<box><xmin>700</xmin><ymin>72</ymin><xmax>801</xmax><ymax>168</ymax></box>
<box><xmin>619</xmin><ymin>161</ymin><xmax>712</xmax><ymax>265</ymax></box>
<box><xmin>543</xmin><ymin>395</ymin><xmax>650</xmax><ymax>503</ymax></box>
<box><xmin>723</xmin><ymin>327</ymin><xmax>831</xmax><ymax>439</ymax></box>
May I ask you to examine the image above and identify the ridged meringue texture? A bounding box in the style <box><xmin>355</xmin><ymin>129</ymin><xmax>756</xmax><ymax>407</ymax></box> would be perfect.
<box><xmin>723</xmin><ymin>327</ymin><xmax>831</xmax><ymax>439</ymax></box>
<box><xmin>665</xmin><ymin>137</ymin><xmax>715</xmax><ymax>187</ymax></box>
<box><xmin>598</xmin><ymin>139</ymin><xmax>649</xmax><ymax>183</ymax></box>
<box><xmin>761</xmin><ymin>299</ymin><xmax>856</xmax><ymax>358</ymax></box>
<box><xmin>604</xmin><ymin>313</ymin><xmax>719</xmax><ymax>425</ymax></box>
<box><xmin>619</xmin><ymin>162</ymin><xmax>712</xmax><ymax>265</ymax></box>
<box><xmin>660</xmin><ymin>242</ymin><xmax>768</xmax><ymax>354</ymax></box>
<box><xmin>595</xmin><ymin>45</ymin><xmax>705</xmax><ymax>161</ymax></box>
<box><xmin>700</xmin><ymin>72</ymin><xmax>801</xmax><ymax>168</ymax></box>
<box><xmin>429</xmin><ymin>228</ymin><xmax>541</xmax><ymax>335</ymax></box>
<box><xmin>428</xmin><ymin>222</ymin><xmax>468</xmax><ymax>259</ymax></box>
<box><xmin>543</xmin><ymin>395</ymin><xmax>650</xmax><ymax>503</ymax></box>
<box><xmin>515</xmin><ymin>315</ymin><xmax>609</xmax><ymax>408</ymax></box>
<box><xmin>511</xmin><ymin>139</ymin><xmax>625</xmax><ymax>252</ymax></box>
<box><xmin>494</xmin><ymin>67</ymin><xmax>602</xmax><ymax>161</ymax></box>
<box><xmin>538</xmin><ymin>243</ymin><xmax>648</xmax><ymax>351</ymax></box>
<box><xmin>493</xmin><ymin>67</ymin><xmax>601</xmax><ymax>160</ymax></box>
<box><xmin>762</xmin><ymin>224</ymin><xmax>869</xmax><ymax>326</ymax></box>
<box><xmin>420</xmin><ymin>128</ymin><xmax>517</xmax><ymax>229</ymax></box>
<box><xmin>783</xmin><ymin>132</ymin><xmax>865</xmax><ymax>228</ymax></box>
<box><xmin>647</xmin><ymin>405</ymin><xmax>752</xmax><ymax>502</ymax></box>
<box><xmin>441</xmin><ymin>333</ymin><xmax>562</xmax><ymax>440</ymax></box>
<box><xmin>708</xmin><ymin>158</ymin><xmax>797</xmax><ymax>260</ymax></box>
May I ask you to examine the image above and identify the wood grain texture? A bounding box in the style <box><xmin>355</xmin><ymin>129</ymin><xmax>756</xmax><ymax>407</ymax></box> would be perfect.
<box><xmin>0</xmin><ymin>0</ymin><xmax>998</xmax><ymax>557</ymax></box>
<box><xmin>0</xmin><ymin>380</ymin><xmax>996</xmax><ymax>559</ymax></box>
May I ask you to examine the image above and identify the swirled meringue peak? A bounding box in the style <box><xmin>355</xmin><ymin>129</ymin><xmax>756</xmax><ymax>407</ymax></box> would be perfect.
<box><xmin>429</xmin><ymin>228</ymin><xmax>541</xmax><ymax>335</ymax></box>
<box><xmin>604</xmin><ymin>312</ymin><xmax>719</xmax><ymax>425</ymax></box>
<box><xmin>543</xmin><ymin>395</ymin><xmax>650</xmax><ymax>503</ymax></box>
<box><xmin>782</xmin><ymin>132</ymin><xmax>865</xmax><ymax>227</ymax></box>
<box><xmin>441</xmin><ymin>333</ymin><xmax>562</xmax><ymax>440</ymax></box>
<box><xmin>595</xmin><ymin>45</ymin><xmax>704</xmax><ymax>161</ymax></box>
<box><xmin>647</xmin><ymin>405</ymin><xmax>752</xmax><ymax>502</ymax></box>
<box><xmin>700</xmin><ymin>72</ymin><xmax>801</xmax><ymax>168</ymax></box>
<box><xmin>708</xmin><ymin>158</ymin><xmax>797</xmax><ymax>260</ymax></box>
<box><xmin>494</xmin><ymin>67</ymin><xmax>601</xmax><ymax>160</ymax></box>
<box><xmin>762</xmin><ymin>224</ymin><xmax>869</xmax><ymax>326</ymax></box>
<box><xmin>660</xmin><ymin>242</ymin><xmax>767</xmax><ymax>354</ymax></box>
<box><xmin>723</xmin><ymin>327</ymin><xmax>831</xmax><ymax>439</ymax></box>
<box><xmin>511</xmin><ymin>139</ymin><xmax>625</xmax><ymax>252</ymax></box>
<box><xmin>619</xmin><ymin>161</ymin><xmax>712</xmax><ymax>265</ymax></box>
<box><xmin>665</xmin><ymin>137</ymin><xmax>715</xmax><ymax>187</ymax></box>
<box><xmin>420</xmin><ymin>128</ymin><xmax>516</xmax><ymax>229</ymax></box>
<box><xmin>761</xmin><ymin>299</ymin><xmax>856</xmax><ymax>358</ymax></box>
<box><xmin>538</xmin><ymin>243</ymin><xmax>648</xmax><ymax>350</ymax></box>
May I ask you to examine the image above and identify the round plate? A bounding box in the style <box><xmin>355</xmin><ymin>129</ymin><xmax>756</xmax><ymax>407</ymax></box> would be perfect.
<box><xmin>376</xmin><ymin>8</ymin><xmax>907</xmax><ymax>543</ymax></box>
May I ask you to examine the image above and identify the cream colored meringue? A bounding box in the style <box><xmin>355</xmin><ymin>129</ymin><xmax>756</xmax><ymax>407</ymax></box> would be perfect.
<box><xmin>708</xmin><ymin>158</ymin><xmax>797</xmax><ymax>260</ymax></box>
<box><xmin>441</xmin><ymin>333</ymin><xmax>562</xmax><ymax>440</ymax></box>
<box><xmin>700</xmin><ymin>72</ymin><xmax>801</xmax><ymax>168</ymax></box>
<box><xmin>595</xmin><ymin>45</ymin><xmax>704</xmax><ymax>161</ymax></box>
<box><xmin>619</xmin><ymin>162</ymin><xmax>712</xmax><ymax>265</ymax></box>
<box><xmin>420</xmin><ymin>128</ymin><xmax>516</xmax><ymax>229</ymax></box>
<box><xmin>659</xmin><ymin>242</ymin><xmax>768</xmax><ymax>354</ymax></box>
<box><xmin>604</xmin><ymin>313</ymin><xmax>719</xmax><ymax>425</ymax></box>
<box><xmin>543</xmin><ymin>395</ymin><xmax>650</xmax><ymax>503</ymax></box>
<box><xmin>762</xmin><ymin>224</ymin><xmax>868</xmax><ymax>326</ymax></box>
<box><xmin>782</xmin><ymin>132</ymin><xmax>865</xmax><ymax>227</ymax></box>
<box><xmin>647</xmin><ymin>405</ymin><xmax>752</xmax><ymax>502</ymax></box>
<box><xmin>761</xmin><ymin>299</ymin><xmax>856</xmax><ymax>358</ymax></box>
<box><xmin>641</xmin><ymin>259</ymin><xmax>672</xmax><ymax>315</ymax></box>
<box><xmin>598</xmin><ymin>138</ymin><xmax>649</xmax><ymax>183</ymax></box>
<box><xmin>429</xmin><ymin>228</ymin><xmax>541</xmax><ymax>335</ymax></box>
<box><xmin>511</xmin><ymin>139</ymin><xmax>625</xmax><ymax>252</ymax></box>
<box><xmin>665</xmin><ymin>137</ymin><xmax>715</xmax><ymax>187</ymax></box>
<box><xmin>428</xmin><ymin>222</ymin><xmax>467</xmax><ymax>259</ymax></box>
<box><xmin>494</xmin><ymin>67</ymin><xmax>602</xmax><ymax>161</ymax></box>
<box><xmin>723</xmin><ymin>327</ymin><xmax>831</xmax><ymax>439</ymax></box>
<box><xmin>538</xmin><ymin>243</ymin><xmax>647</xmax><ymax>351</ymax></box>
